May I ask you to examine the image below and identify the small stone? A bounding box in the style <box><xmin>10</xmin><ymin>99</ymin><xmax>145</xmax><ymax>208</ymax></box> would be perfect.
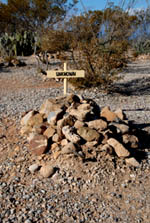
<box><xmin>47</xmin><ymin>111</ymin><xmax>57</xmax><ymax>124</ymax></box>
<box><xmin>24</xmin><ymin>220</ymin><xmax>32</xmax><ymax>223</ymax></box>
<box><xmin>69</xmin><ymin>109</ymin><xmax>90</xmax><ymax>121</ymax></box>
<box><xmin>101</xmin><ymin>106</ymin><xmax>117</xmax><ymax>122</ymax></box>
<box><xmin>125</xmin><ymin>157</ymin><xmax>140</xmax><ymax>167</ymax></box>
<box><xmin>122</xmin><ymin>134</ymin><xmax>139</xmax><ymax>148</ymax></box>
<box><xmin>57</xmin><ymin>115</ymin><xmax>75</xmax><ymax>137</ymax></box>
<box><xmin>110</xmin><ymin>123</ymin><xmax>129</xmax><ymax>134</ymax></box>
<box><xmin>74</xmin><ymin>120</ymin><xmax>85</xmax><ymax>129</ymax></box>
<box><xmin>61</xmin><ymin>139</ymin><xmax>68</xmax><ymax>146</ymax></box>
<box><xmin>88</xmin><ymin>119</ymin><xmax>107</xmax><ymax>131</ymax></box>
<box><xmin>100</xmin><ymin>144</ymin><xmax>114</xmax><ymax>154</ymax></box>
<box><xmin>53</xmin><ymin>151</ymin><xmax>61</xmax><ymax>159</ymax></box>
<box><xmin>29</xmin><ymin>164</ymin><xmax>40</xmax><ymax>173</ymax></box>
<box><xmin>40</xmin><ymin>165</ymin><xmax>55</xmax><ymax>178</ymax></box>
<box><xmin>43</xmin><ymin>126</ymin><xmax>55</xmax><ymax>138</ymax></box>
<box><xmin>62</xmin><ymin>125</ymin><xmax>81</xmax><ymax>143</ymax></box>
<box><xmin>61</xmin><ymin>142</ymin><xmax>77</xmax><ymax>155</ymax></box>
<box><xmin>27</xmin><ymin>132</ymin><xmax>38</xmax><ymax>142</ymax></box>
<box><xmin>107</xmin><ymin>138</ymin><xmax>130</xmax><ymax>157</ymax></box>
<box><xmin>101</xmin><ymin>129</ymin><xmax>112</xmax><ymax>144</ymax></box>
<box><xmin>20</xmin><ymin>110</ymin><xmax>35</xmax><ymax>126</ymax></box>
<box><xmin>29</xmin><ymin>134</ymin><xmax>48</xmax><ymax>155</ymax></box>
<box><xmin>51</xmin><ymin>143</ymin><xmax>59</xmax><ymax>151</ymax></box>
<box><xmin>66</xmin><ymin>94</ymin><xmax>81</xmax><ymax>104</ymax></box>
<box><xmin>32</xmin><ymin>124</ymin><xmax>47</xmax><ymax>134</ymax></box>
<box><xmin>85</xmin><ymin>141</ymin><xmax>98</xmax><ymax>148</ymax></box>
<box><xmin>47</xmin><ymin>109</ymin><xmax>64</xmax><ymax>124</ymax></box>
<box><xmin>20</xmin><ymin>125</ymin><xmax>32</xmax><ymax>136</ymax></box>
<box><xmin>115</xmin><ymin>108</ymin><xmax>126</xmax><ymax>120</ymax></box>
<box><xmin>77</xmin><ymin>103</ymin><xmax>91</xmax><ymax>110</ymax></box>
<box><xmin>27</xmin><ymin>113</ymin><xmax>43</xmax><ymax>127</ymax></box>
<box><xmin>52</xmin><ymin>133</ymin><xmax>60</xmax><ymax>142</ymax></box>
<box><xmin>77</xmin><ymin>127</ymin><xmax>100</xmax><ymax>142</ymax></box>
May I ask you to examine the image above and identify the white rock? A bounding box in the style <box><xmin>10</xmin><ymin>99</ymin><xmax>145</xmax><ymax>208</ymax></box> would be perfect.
<box><xmin>29</xmin><ymin>164</ymin><xmax>39</xmax><ymax>173</ymax></box>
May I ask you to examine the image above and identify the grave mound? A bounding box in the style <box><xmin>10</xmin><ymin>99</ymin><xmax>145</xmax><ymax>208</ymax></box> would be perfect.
<box><xmin>20</xmin><ymin>94</ymin><xmax>148</xmax><ymax>171</ymax></box>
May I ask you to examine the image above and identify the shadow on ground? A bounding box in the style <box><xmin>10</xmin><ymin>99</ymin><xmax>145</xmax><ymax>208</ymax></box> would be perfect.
<box><xmin>109</xmin><ymin>76</ymin><xmax>150</xmax><ymax>96</ymax></box>
<box><xmin>123</xmin><ymin>61</ymin><xmax>150</xmax><ymax>75</ymax></box>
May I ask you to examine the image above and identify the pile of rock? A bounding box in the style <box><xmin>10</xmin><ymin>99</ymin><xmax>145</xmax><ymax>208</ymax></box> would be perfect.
<box><xmin>20</xmin><ymin>94</ymin><xmax>142</xmax><ymax>169</ymax></box>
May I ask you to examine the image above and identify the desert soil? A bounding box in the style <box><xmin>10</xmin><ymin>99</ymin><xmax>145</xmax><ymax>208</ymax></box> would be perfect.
<box><xmin>0</xmin><ymin>56</ymin><xmax>150</xmax><ymax>223</ymax></box>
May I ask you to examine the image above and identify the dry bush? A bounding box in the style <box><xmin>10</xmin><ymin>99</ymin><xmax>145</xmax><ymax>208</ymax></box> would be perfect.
<box><xmin>41</xmin><ymin>8</ymin><xmax>137</xmax><ymax>89</ymax></box>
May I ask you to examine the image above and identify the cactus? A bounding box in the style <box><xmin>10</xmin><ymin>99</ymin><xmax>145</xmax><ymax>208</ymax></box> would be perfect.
<box><xmin>0</xmin><ymin>31</ymin><xmax>40</xmax><ymax>57</ymax></box>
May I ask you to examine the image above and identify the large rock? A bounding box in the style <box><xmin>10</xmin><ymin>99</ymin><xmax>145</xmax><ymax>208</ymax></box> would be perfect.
<box><xmin>107</xmin><ymin>138</ymin><xmax>130</xmax><ymax>158</ymax></box>
<box><xmin>29</xmin><ymin>134</ymin><xmax>48</xmax><ymax>155</ymax></box>
<box><xmin>62</xmin><ymin>126</ymin><xmax>81</xmax><ymax>143</ymax></box>
<box><xmin>77</xmin><ymin>127</ymin><xmax>100</xmax><ymax>142</ymax></box>
<box><xmin>88</xmin><ymin>119</ymin><xmax>107</xmax><ymax>132</ymax></box>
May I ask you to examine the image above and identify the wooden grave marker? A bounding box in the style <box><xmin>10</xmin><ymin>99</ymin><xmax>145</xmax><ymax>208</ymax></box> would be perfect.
<box><xmin>47</xmin><ymin>63</ymin><xmax>85</xmax><ymax>95</ymax></box>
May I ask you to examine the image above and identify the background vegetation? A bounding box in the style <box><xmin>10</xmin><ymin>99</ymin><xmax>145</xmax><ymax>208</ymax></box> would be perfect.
<box><xmin>0</xmin><ymin>0</ymin><xmax>150</xmax><ymax>88</ymax></box>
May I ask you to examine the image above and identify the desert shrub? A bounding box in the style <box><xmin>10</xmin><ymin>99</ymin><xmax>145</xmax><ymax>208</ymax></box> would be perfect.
<box><xmin>41</xmin><ymin>8</ymin><xmax>137</xmax><ymax>89</ymax></box>
<box><xmin>68</xmin><ymin>9</ymin><xmax>136</xmax><ymax>89</ymax></box>
<box><xmin>132</xmin><ymin>38</ymin><xmax>150</xmax><ymax>55</ymax></box>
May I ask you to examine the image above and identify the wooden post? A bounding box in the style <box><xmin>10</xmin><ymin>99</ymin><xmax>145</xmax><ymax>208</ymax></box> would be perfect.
<box><xmin>46</xmin><ymin>63</ymin><xmax>85</xmax><ymax>96</ymax></box>
<box><xmin>64</xmin><ymin>63</ymin><xmax>67</xmax><ymax>95</ymax></box>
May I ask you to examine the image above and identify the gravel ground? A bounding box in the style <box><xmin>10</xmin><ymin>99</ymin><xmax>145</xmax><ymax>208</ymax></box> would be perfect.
<box><xmin>0</xmin><ymin>57</ymin><xmax>150</xmax><ymax>223</ymax></box>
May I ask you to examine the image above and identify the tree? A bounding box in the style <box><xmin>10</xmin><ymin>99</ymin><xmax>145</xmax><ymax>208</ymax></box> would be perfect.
<box><xmin>0</xmin><ymin>0</ymin><xmax>78</xmax><ymax>33</ymax></box>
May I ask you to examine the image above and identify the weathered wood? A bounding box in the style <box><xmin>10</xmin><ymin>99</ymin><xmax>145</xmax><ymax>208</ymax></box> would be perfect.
<box><xmin>46</xmin><ymin>63</ymin><xmax>85</xmax><ymax>95</ymax></box>
<box><xmin>47</xmin><ymin>70</ymin><xmax>85</xmax><ymax>78</ymax></box>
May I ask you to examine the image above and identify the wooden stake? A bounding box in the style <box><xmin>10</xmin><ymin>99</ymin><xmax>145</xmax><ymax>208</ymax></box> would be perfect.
<box><xmin>64</xmin><ymin>63</ymin><xmax>67</xmax><ymax>95</ymax></box>
<box><xmin>46</xmin><ymin>62</ymin><xmax>85</xmax><ymax>96</ymax></box>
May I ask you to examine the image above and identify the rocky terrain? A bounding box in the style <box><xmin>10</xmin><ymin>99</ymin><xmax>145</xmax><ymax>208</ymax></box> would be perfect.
<box><xmin>0</xmin><ymin>56</ymin><xmax>150</xmax><ymax>223</ymax></box>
